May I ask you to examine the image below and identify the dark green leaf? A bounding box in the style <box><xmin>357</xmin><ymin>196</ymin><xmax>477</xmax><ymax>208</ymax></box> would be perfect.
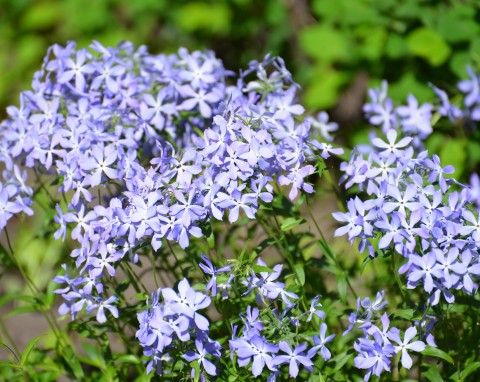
<box><xmin>5</xmin><ymin>305</ymin><xmax>39</xmax><ymax>318</ymax></box>
<box><xmin>133</xmin><ymin>293</ymin><xmax>149</xmax><ymax>301</ymax></box>
<box><xmin>20</xmin><ymin>335</ymin><xmax>42</xmax><ymax>366</ymax></box>
<box><xmin>0</xmin><ymin>361</ymin><xmax>23</xmax><ymax>370</ymax></box>
<box><xmin>439</xmin><ymin>139</ymin><xmax>466</xmax><ymax>178</ymax></box>
<box><xmin>115</xmin><ymin>354</ymin><xmax>141</xmax><ymax>364</ymax></box>
<box><xmin>393</xmin><ymin>309</ymin><xmax>415</xmax><ymax>320</ymax></box>
<box><xmin>280</xmin><ymin>218</ymin><xmax>304</xmax><ymax>231</ymax></box>
<box><xmin>437</xmin><ymin>5</ymin><xmax>478</xmax><ymax>43</ymax></box>
<box><xmin>299</xmin><ymin>25</ymin><xmax>350</xmax><ymax>63</ymax></box>
<box><xmin>422</xmin><ymin>346</ymin><xmax>454</xmax><ymax>365</ymax></box>
<box><xmin>81</xmin><ymin>342</ymin><xmax>106</xmax><ymax>369</ymax></box>
<box><xmin>460</xmin><ymin>361</ymin><xmax>480</xmax><ymax>381</ymax></box>
<box><xmin>423</xmin><ymin>363</ymin><xmax>444</xmax><ymax>382</ymax></box>
<box><xmin>252</xmin><ymin>265</ymin><xmax>274</xmax><ymax>274</ymax></box>
<box><xmin>407</xmin><ymin>27</ymin><xmax>451</xmax><ymax>66</ymax></box>
<box><xmin>294</xmin><ymin>263</ymin><xmax>305</xmax><ymax>286</ymax></box>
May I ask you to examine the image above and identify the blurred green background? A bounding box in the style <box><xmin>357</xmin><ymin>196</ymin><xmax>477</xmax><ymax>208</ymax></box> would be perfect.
<box><xmin>1</xmin><ymin>0</ymin><xmax>480</xmax><ymax>121</ymax></box>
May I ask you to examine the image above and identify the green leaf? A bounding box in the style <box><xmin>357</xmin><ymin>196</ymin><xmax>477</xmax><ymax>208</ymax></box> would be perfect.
<box><xmin>330</xmin><ymin>350</ymin><xmax>351</xmax><ymax>375</ymax></box>
<box><xmin>337</xmin><ymin>272</ymin><xmax>347</xmax><ymax>303</ymax></box>
<box><xmin>467</xmin><ymin>139</ymin><xmax>480</xmax><ymax>164</ymax></box>
<box><xmin>20</xmin><ymin>335</ymin><xmax>42</xmax><ymax>366</ymax></box>
<box><xmin>81</xmin><ymin>342</ymin><xmax>106</xmax><ymax>370</ymax></box>
<box><xmin>134</xmin><ymin>370</ymin><xmax>154</xmax><ymax>382</ymax></box>
<box><xmin>281</xmin><ymin>218</ymin><xmax>304</xmax><ymax>231</ymax></box>
<box><xmin>385</xmin><ymin>34</ymin><xmax>408</xmax><ymax>59</ymax></box>
<box><xmin>437</xmin><ymin>5</ymin><xmax>478</xmax><ymax>43</ymax></box>
<box><xmin>115</xmin><ymin>354</ymin><xmax>141</xmax><ymax>364</ymax></box>
<box><xmin>62</xmin><ymin>347</ymin><xmax>85</xmax><ymax>379</ymax></box>
<box><xmin>133</xmin><ymin>293</ymin><xmax>149</xmax><ymax>301</ymax></box>
<box><xmin>0</xmin><ymin>361</ymin><xmax>23</xmax><ymax>370</ymax></box>
<box><xmin>0</xmin><ymin>340</ymin><xmax>19</xmax><ymax>363</ymax></box>
<box><xmin>207</xmin><ymin>231</ymin><xmax>215</xmax><ymax>249</ymax></box>
<box><xmin>439</xmin><ymin>139</ymin><xmax>466</xmax><ymax>178</ymax></box>
<box><xmin>407</xmin><ymin>27</ymin><xmax>451</xmax><ymax>66</ymax></box>
<box><xmin>460</xmin><ymin>361</ymin><xmax>480</xmax><ymax>381</ymax></box>
<box><xmin>0</xmin><ymin>292</ymin><xmax>15</xmax><ymax>308</ymax></box>
<box><xmin>299</xmin><ymin>25</ymin><xmax>350</xmax><ymax>63</ymax></box>
<box><xmin>423</xmin><ymin>363</ymin><xmax>444</xmax><ymax>382</ymax></box>
<box><xmin>193</xmin><ymin>360</ymin><xmax>201</xmax><ymax>382</ymax></box>
<box><xmin>355</xmin><ymin>25</ymin><xmax>387</xmax><ymax>61</ymax></box>
<box><xmin>389</xmin><ymin>72</ymin><xmax>433</xmax><ymax>103</ymax></box>
<box><xmin>422</xmin><ymin>346</ymin><xmax>454</xmax><ymax>365</ymax></box>
<box><xmin>21</xmin><ymin>2</ymin><xmax>62</xmax><ymax>30</ymax></box>
<box><xmin>174</xmin><ymin>3</ymin><xmax>232</xmax><ymax>35</ymax></box>
<box><xmin>252</xmin><ymin>265</ymin><xmax>274</xmax><ymax>274</ymax></box>
<box><xmin>393</xmin><ymin>309</ymin><xmax>415</xmax><ymax>320</ymax></box>
<box><xmin>450</xmin><ymin>52</ymin><xmax>472</xmax><ymax>79</ymax></box>
<box><xmin>294</xmin><ymin>263</ymin><xmax>305</xmax><ymax>286</ymax></box>
<box><xmin>303</xmin><ymin>65</ymin><xmax>349</xmax><ymax>109</ymax></box>
<box><xmin>4</xmin><ymin>304</ymin><xmax>39</xmax><ymax>318</ymax></box>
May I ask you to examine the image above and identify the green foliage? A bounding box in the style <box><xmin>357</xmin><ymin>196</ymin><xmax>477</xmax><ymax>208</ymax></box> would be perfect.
<box><xmin>2</xmin><ymin>0</ymin><xmax>480</xmax><ymax>115</ymax></box>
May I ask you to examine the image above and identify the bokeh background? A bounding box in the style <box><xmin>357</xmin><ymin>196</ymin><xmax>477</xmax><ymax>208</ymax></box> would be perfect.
<box><xmin>1</xmin><ymin>0</ymin><xmax>480</xmax><ymax>357</ymax></box>
<box><xmin>2</xmin><ymin>0</ymin><xmax>480</xmax><ymax>117</ymax></box>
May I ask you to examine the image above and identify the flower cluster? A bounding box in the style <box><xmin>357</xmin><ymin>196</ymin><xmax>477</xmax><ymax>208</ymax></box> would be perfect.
<box><xmin>345</xmin><ymin>291</ymin><xmax>427</xmax><ymax>381</ymax></box>
<box><xmin>0</xmin><ymin>40</ymin><xmax>342</xmax><ymax>322</ymax></box>
<box><xmin>136</xmin><ymin>278</ymin><xmax>220</xmax><ymax>378</ymax></box>
<box><xmin>137</xmin><ymin>256</ymin><xmax>335</xmax><ymax>379</ymax></box>
<box><xmin>335</xmin><ymin>82</ymin><xmax>480</xmax><ymax>305</ymax></box>
<box><xmin>363</xmin><ymin>81</ymin><xmax>434</xmax><ymax>143</ymax></box>
<box><xmin>0</xmin><ymin>165</ymin><xmax>33</xmax><ymax>231</ymax></box>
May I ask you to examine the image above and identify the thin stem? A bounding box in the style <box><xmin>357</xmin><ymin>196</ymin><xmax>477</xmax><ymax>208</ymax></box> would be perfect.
<box><xmin>4</xmin><ymin>229</ymin><xmax>67</xmax><ymax>347</ymax></box>
<box><xmin>119</xmin><ymin>262</ymin><xmax>142</xmax><ymax>294</ymax></box>
<box><xmin>306</xmin><ymin>197</ymin><xmax>358</xmax><ymax>300</ymax></box>
<box><xmin>391</xmin><ymin>252</ymin><xmax>407</xmax><ymax>301</ymax></box>
<box><xmin>257</xmin><ymin>211</ymin><xmax>309</xmax><ymax>311</ymax></box>
<box><xmin>392</xmin><ymin>352</ymin><xmax>400</xmax><ymax>381</ymax></box>
<box><xmin>125</xmin><ymin>261</ymin><xmax>149</xmax><ymax>293</ymax></box>
<box><xmin>166</xmin><ymin>240</ymin><xmax>184</xmax><ymax>280</ymax></box>
<box><xmin>0</xmin><ymin>317</ymin><xmax>20</xmax><ymax>362</ymax></box>
<box><xmin>32</xmin><ymin>168</ymin><xmax>58</xmax><ymax>207</ymax></box>
<box><xmin>148</xmin><ymin>251</ymin><xmax>159</xmax><ymax>290</ymax></box>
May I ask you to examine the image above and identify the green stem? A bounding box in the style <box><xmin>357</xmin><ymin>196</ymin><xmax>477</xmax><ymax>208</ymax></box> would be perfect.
<box><xmin>166</xmin><ymin>240</ymin><xmax>184</xmax><ymax>280</ymax></box>
<box><xmin>4</xmin><ymin>229</ymin><xmax>68</xmax><ymax>349</ymax></box>
<box><xmin>0</xmin><ymin>316</ymin><xmax>20</xmax><ymax>362</ymax></box>
<box><xmin>148</xmin><ymin>251</ymin><xmax>159</xmax><ymax>290</ymax></box>
<box><xmin>119</xmin><ymin>263</ymin><xmax>141</xmax><ymax>294</ymax></box>
<box><xmin>306</xmin><ymin>197</ymin><xmax>358</xmax><ymax>300</ymax></box>
<box><xmin>391</xmin><ymin>252</ymin><xmax>407</xmax><ymax>301</ymax></box>
<box><xmin>257</xmin><ymin>212</ymin><xmax>309</xmax><ymax>312</ymax></box>
<box><xmin>392</xmin><ymin>352</ymin><xmax>400</xmax><ymax>381</ymax></box>
<box><xmin>32</xmin><ymin>168</ymin><xmax>58</xmax><ymax>207</ymax></box>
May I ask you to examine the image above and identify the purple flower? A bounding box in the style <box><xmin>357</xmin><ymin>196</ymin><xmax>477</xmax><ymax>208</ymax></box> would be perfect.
<box><xmin>272</xmin><ymin>341</ymin><xmax>313</xmax><ymax>378</ymax></box>
<box><xmin>183</xmin><ymin>339</ymin><xmax>217</xmax><ymax>376</ymax></box>
<box><xmin>234</xmin><ymin>335</ymin><xmax>279</xmax><ymax>377</ymax></box>
<box><xmin>88</xmin><ymin>295</ymin><xmax>119</xmax><ymax>324</ymax></box>
<box><xmin>388</xmin><ymin>326</ymin><xmax>425</xmax><ymax>369</ymax></box>
<box><xmin>57</xmin><ymin>49</ymin><xmax>95</xmax><ymax>92</ymax></box>
<box><xmin>305</xmin><ymin>296</ymin><xmax>325</xmax><ymax>322</ymax></box>
<box><xmin>354</xmin><ymin>337</ymin><xmax>395</xmax><ymax>381</ymax></box>
<box><xmin>198</xmin><ymin>254</ymin><xmax>231</xmax><ymax>296</ymax></box>
<box><xmin>307</xmin><ymin>323</ymin><xmax>335</xmax><ymax>361</ymax></box>
<box><xmin>80</xmin><ymin>144</ymin><xmax>118</xmax><ymax>187</ymax></box>
<box><xmin>372</xmin><ymin>129</ymin><xmax>412</xmax><ymax>157</ymax></box>
<box><xmin>458</xmin><ymin>65</ymin><xmax>480</xmax><ymax>107</ymax></box>
<box><xmin>162</xmin><ymin>278</ymin><xmax>211</xmax><ymax>330</ymax></box>
<box><xmin>396</xmin><ymin>94</ymin><xmax>433</xmax><ymax>138</ymax></box>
